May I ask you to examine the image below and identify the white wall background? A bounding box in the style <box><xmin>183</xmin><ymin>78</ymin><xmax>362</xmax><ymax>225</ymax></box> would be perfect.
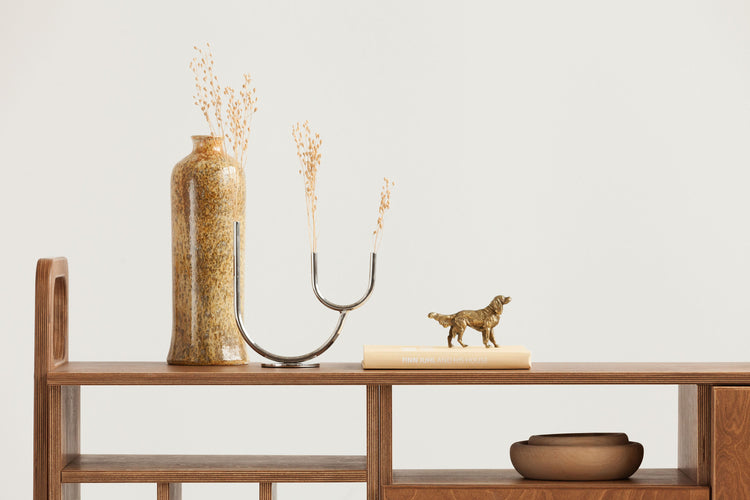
<box><xmin>3</xmin><ymin>1</ymin><xmax>750</xmax><ymax>498</ymax></box>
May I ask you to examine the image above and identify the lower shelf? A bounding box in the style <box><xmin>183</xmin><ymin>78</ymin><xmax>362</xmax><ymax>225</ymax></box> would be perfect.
<box><xmin>61</xmin><ymin>454</ymin><xmax>367</xmax><ymax>483</ymax></box>
<box><xmin>384</xmin><ymin>469</ymin><xmax>709</xmax><ymax>500</ymax></box>
<box><xmin>59</xmin><ymin>458</ymin><xmax>710</xmax><ymax>500</ymax></box>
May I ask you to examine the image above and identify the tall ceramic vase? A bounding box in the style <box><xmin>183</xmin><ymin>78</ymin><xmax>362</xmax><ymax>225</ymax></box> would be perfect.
<box><xmin>168</xmin><ymin>135</ymin><xmax>247</xmax><ymax>365</ymax></box>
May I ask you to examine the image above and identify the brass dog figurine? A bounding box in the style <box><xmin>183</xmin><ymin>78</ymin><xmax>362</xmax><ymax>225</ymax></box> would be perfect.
<box><xmin>428</xmin><ymin>295</ymin><xmax>512</xmax><ymax>348</ymax></box>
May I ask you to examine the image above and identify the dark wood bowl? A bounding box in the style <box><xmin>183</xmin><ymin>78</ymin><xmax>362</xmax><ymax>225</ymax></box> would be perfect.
<box><xmin>510</xmin><ymin>440</ymin><xmax>644</xmax><ymax>481</ymax></box>
<box><xmin>528</xmin><ymin>432</ymin><xmax>629</xmax><ymax>446</ymax></box>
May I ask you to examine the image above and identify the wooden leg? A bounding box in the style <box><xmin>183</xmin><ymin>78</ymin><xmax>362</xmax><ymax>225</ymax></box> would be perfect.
<box><xmin>367</xmin><ymin>385</ymin><xmax>380</xmax><ymax>500</ymax></box>
<box><xmin>678</xmin><ymin>384</ymin><xmax>711</xmax><ymax>485</ymax></box>
<box><xmin>33</xmin><ymin>380</ymin><xmax>50</xmax><ymax>500</ymax></box>
<box><xmin>379</xmin><ymin>385</ymin><xmax>393</xmax><ymax>500</ymax></box>
<box><xmin>259</xmin><ymin>482</ymin><xmax>276</xmax><ymax>500</ymax></box>
<box><xmin>157</xmin><ymin>483</ymin><xmax>182</xmax><ymax>499</ymax></box>
<box><xmin>712</xmin><ymin>387</ymin><xmax>750</xmax><ymax>499</ymax></box>
<box><xmin>368</xmin><ymin>384</ymin><xmax>393</xmax><ymax>500</ymax></box>
<box><xmin>49</xmin><ymin>386</ymin><xmax>80</xmax><ymax>500</ymax></box>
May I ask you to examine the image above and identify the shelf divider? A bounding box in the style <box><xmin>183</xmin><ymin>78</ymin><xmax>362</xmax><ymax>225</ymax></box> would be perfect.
<box><xmin>678</xmin><ymin>384</ymin><xmax>711</xmax><ymax>485</ymax></box>
<box><xmin>258</xmin><ymin>482</ymin><xmax>276</xmax><ymax>500</ymax></box>
<box><xmin>156</xmin><ymin>483</ymin><xmax>181</xmax><ymax>500</ymax></box>
<box><xmin>379</xmin><ymin>385</ymin><xmax>392</xmax><ymax>499</ymax></box>
<box><xmin>366</xmin><ymin>385</ymin><xmax>379</xmax><ymax>500</ymax></box>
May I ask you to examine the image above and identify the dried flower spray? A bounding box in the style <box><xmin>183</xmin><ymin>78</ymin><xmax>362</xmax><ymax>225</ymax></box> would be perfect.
<box><xmin>292</xmin><ymin>121</ymin><xmax>322</xmax><ymax>252</ymax></box>
<box><xmin>373</xmin><ymin>178</ymin><xmax>393</xmax><ymax>252</ymax></box>
<box><xmin>190</xmin><ymin>43</ymin><xmax>258</xmax><ymax>170</ymax></box>
<box><xmin>293</xmin><ymin>123</ymin><xmax>393</xmax><ymax>254</ymax></box>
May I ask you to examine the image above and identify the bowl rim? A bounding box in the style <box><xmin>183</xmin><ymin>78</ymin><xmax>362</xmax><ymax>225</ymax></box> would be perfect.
<box><xmin>528</xmin><ymin>432</ymin><xmax>630</xmax><ymax>446</ymax></box>
<box><xmin>512</xmin><ymin>439</ymin><xmax>643</xmax><ymax>450</ymax></box>
<box><xmin>529</xmin><ymin>432</ymin><xmax>628</xmax><ymax>438</ymax></box>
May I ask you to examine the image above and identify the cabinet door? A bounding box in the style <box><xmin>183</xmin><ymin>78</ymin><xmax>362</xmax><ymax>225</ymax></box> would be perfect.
<box><xmin>713</xmin><ymin>387</ymin><xmax>750</xmax><ymax>499</ymax></box>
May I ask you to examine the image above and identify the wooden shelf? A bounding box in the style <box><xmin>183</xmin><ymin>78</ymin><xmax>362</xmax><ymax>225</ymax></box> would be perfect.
<box><xmin>31</xmin><ymin>259</ymin><xmax>749</xmax><ymax>500</ymax></box>
<box><xmin>392</xmin><ymin>468</ymin><xmax>701</xmax><ymax>487</ymax></box>
<box><xmin>47</xmin><ymin>361</ymin><xmax>750</xmax><ymax>386</ymax></box>
<box><xmin>61</xmin><ymin>454</ymin><xmax>367</xmax><ymax>483</ymax></box>
<box><xmin>385</xmin><ymin>469</ymin><xmax>709</xmax><ymax>500</ymax></box>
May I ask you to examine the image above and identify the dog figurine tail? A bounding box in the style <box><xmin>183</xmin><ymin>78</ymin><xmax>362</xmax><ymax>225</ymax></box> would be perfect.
<box><xmin>428</xmin><ymin>312</ymin><xmax>454</xmax><ymax>328</ymax></box>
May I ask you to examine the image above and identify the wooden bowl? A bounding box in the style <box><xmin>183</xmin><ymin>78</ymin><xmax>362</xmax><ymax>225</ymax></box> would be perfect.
<box><xmin>510</xmin><ymin>440</ymin><xmax>644</xmax><ymax>481</ymax></box>
<box><xmin>528</xmin><ymin>432</ymin><xmax>629</xmax><ymax>447</ymax></box>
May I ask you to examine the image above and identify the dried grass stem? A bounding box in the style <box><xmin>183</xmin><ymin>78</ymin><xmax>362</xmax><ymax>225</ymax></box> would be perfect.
<box><xmin>190</xmin><ymin>43</ymin><xmax>258</xmax><ymax>171</ymax></box>
<box><xmin>373</xmin><ymin>177</ymin><xmax>393</xmax><ymax>252</ymax></box>
<box><xmin>293</xmin><ymin>121</ymin><xmax>322</xmax><ymax>252</ymax></box>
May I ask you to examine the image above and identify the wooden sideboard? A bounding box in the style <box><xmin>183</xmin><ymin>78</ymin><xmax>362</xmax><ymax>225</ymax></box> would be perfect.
<box><xmin>34</xmin><ymin>257</ymin><xmax>750</xmax><ymax>499</ymax></box>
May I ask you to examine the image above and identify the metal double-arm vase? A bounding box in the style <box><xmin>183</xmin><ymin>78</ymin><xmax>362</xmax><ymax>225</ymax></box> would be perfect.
<box><xmin>233</xmin><ymin>222</ymin><xmax>376</xmax><ymax>368</ymax></box>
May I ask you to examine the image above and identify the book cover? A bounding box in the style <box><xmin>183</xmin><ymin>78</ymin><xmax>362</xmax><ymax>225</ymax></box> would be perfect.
<box><xmin>362</xmin><ymin>345</ymin><xmax>531</xmax><ymax>369</ymax></box>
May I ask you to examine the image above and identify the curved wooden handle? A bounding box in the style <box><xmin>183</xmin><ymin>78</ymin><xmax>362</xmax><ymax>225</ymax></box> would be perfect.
<box><xmin>33</xmin><ymin>257</ymin><xmax>79</xmax><ymax>500</ymax></box>
<box><xmin>35</xmin><ymin>257</ymin><xmax>69</xmax><ymax>372</ymax></box>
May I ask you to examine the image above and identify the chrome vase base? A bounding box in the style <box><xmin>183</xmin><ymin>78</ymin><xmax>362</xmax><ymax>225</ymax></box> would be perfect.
<box><xmin>261</xmin><ymin>362</ymin><xmax>320</xmax><ymax>369</ymax></box>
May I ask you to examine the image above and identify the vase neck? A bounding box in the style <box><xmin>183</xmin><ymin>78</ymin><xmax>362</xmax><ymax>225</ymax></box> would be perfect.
<box><xmin>191</xmin><ymin>135</ymin><xmax>225</xmax><ymax>155</ymax></box>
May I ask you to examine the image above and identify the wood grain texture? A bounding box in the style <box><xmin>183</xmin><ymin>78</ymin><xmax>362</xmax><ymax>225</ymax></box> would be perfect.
<box><xmin>379</xmin><ymin>385</ymin><xmax>392</xmax><ymax>500</ymax></box>
<box><xmin>259</xmin><ymin>482</ymin><xmax>276</xmax><ymax>500</ymax></box>
<box><xmin>34</xmin><ymin>258</ymin><xmax>68</xmax><ymax>500</ymax></box>
<box><xmin>712</xmin><ymin>387</ymin><xmax>750</xmax><ymax>499</ymax></box>
<box><xmin>47</xmin><ymin>361</ymin><xmax>750</xmax><ymax>386</ymax></box>
<box><xmin>156</xmin><ymin>483</ymin><xmax>181</xmax><ymax>500</ymax></box>
<box><xmin>384</xmin><ymin>487</ymin><xmax>708</xmax><ymax>500</ymax></box>
<box><xmin>34</xmin><ymin>258</ymin><xmax>79</xmax><ymax>500</ymax></box>
<box><xmin>385</xmin><ymin>469</ymin><xmax>708</xmax><ymax>500</ymax></box>
<box><xmin>367</xmin><ymin>385</ymin><xmax>379</xmax><ymax>500</ymax></box>
<box><xmin>49</xmin><ymin>386</ymin><xmax>80</xmax><ymax>500</ymax></box>
<box><xmin>393</xmin><ymin>468</ymin><xmax>699</xmax><ymax>485</ymax></box>
<box><xmin>61</xmin><ymin>455</ymin><xmax>367</xmax><ymax>483</ymax></box>
<box><xmin>678</xmin><ymin>384</ymin><xmax>711</xmax><ymax>485</ymax></box>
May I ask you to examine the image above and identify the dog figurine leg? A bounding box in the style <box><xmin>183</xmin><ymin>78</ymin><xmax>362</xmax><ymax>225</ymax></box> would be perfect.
<box><xmin>454</xmin><ymin>319</ymin><xmax>468</xmax><ymax>347</ymax></box>
<box><xmin>449</xmin><ymin>323</ymin><xmax>466</xmax><ymax>348</ymax></box>
<box><xmin>482</xmin><ymin>328</ymin><xmax>492</xmax><ymax>348</ymax></box>
<box><xmin>489</xmin><ymin>328</ymin><xmax>499</xmax><ymax>348</ymax></box>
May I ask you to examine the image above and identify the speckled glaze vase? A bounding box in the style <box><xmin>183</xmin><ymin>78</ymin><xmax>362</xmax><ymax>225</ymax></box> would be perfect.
<box><xmin>168</xmin><ymin>135</ymin><xmax>247</xmax><ymax>365</ymax></box>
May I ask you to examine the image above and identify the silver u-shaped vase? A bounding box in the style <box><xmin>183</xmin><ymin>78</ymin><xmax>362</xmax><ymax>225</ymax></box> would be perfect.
<box><xmin>233</xmin><ymin>222</ymin><xmax>376</xmax><ymax>368</ymax></box>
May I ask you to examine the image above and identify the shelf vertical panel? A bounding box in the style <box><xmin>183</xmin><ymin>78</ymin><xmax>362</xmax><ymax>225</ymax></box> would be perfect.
<box><xmin>49</xmin><ymin>385</ymin><xmax>80</xmax><ymax>500</ymax></box>
<box><xmin>678</xmin><ymin>384</ymin><xmax>711</xmax><ymax>485</ymax></box>
<box><xmin>35</xmin><ymin>258</ymin><xmax>80</xmax><ymax>500</ymax></box>
<box><xmin>713</xmin><ymin>386</ymin><xmax>750</xmax><ymax>499</ymax></box>
<box><xmin>157</xmin><ymin>483</ymin><xmax>182</xmax><ymax>499</ymax></box>
<box><xmin>379</xmin><ymin>385</ymin><xmax>392</xmax><ymax>500</ymax></box>
<box><xmin>367</xmin><ymin>385</ymin><xmax>380</xmax><ymax>500</ymax></box>
<box><xmin>259</xmin><ymin>482</ymin><xmax>276</xmax><ymax>500</ymax></box>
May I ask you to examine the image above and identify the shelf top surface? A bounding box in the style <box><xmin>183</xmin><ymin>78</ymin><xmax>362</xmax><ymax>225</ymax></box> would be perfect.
<box><xmin>391</xmin><ymin>468</ymin><xmax>702</xmax><ymax>488</ymax></box>
<box><xmin>46</xmin><ymin>361</ymin><xmax>750</xmax><ymax>385</ymax></box>
<box><xmin>62</xmin><ymin>454</ymin><xmax>366</xmax><ymax>483</ymax></box>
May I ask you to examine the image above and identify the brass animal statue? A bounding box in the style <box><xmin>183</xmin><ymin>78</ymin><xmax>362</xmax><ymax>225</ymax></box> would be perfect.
<box><xmin>428</xmin><ymin>295</ymin><xmax>512</xmax><ymax>348</ymax></box>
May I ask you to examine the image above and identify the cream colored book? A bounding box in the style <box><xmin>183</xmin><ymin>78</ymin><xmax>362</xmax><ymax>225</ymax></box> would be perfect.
<box><xmin>362</xmin><ymin>345</ymin><xmax>531</xmax><ymax>369</ymax></box>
